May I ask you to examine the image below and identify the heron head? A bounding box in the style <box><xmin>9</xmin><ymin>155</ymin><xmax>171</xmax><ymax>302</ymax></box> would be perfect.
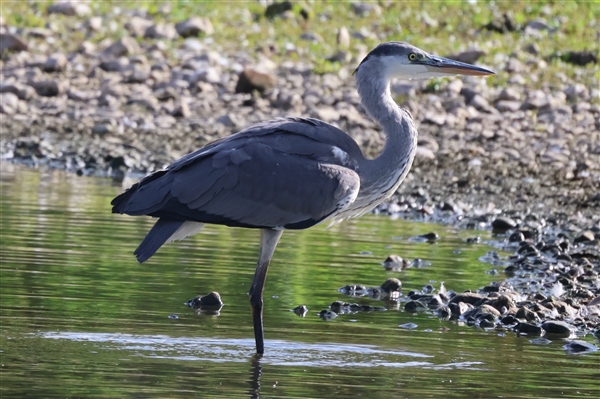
<box><xmin>355</xmin><ymin>42</ymin><xmax>495</xmax><ymax>80</ymax></box>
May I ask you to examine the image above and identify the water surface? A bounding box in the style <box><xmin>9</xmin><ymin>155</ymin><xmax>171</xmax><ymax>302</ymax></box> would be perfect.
<box><xmin>1</xmin><ymin>163</ymin><xmax>598</xmax><ymax>398</ymax></box>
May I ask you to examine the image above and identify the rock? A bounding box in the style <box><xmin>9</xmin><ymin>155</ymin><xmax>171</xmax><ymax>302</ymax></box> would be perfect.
<box><xmin>0</xmin><ymin>33</ymin><xmax>28</xmax><ymax>53</ymax></box>
<box><xmin>102</xmin><ymin>37</ymin><xmax>140</xmax><ymax>58</ymax></box>
<box><xmin>125</xmin><ymin>16</ymin><xmax>153</xmax><ymax>37</ymax></box>
<box><xmin>171</xmin><ymin>101</ymin><xmax>190</xmax><ymax>118</ymax></box>
<box><xmin>380</xmin><ymin>278</ymin><xmax>402</xmax><ymax>293</ymax></box>
<box><xmin>491</xmin><ymin>216</ymin><xmax>517</xmax><ymax>232</ymax></box>
<box><xmin>449</xmin><ymin>292</ymin><xmax>484</xmax><ymax>305</ymax></box>
<box><xmin>382</xmin><ymin>254</ymin><xmax>407</xmax><ymax>271</ymax></box>
<box><xmin>541</xmin><ymin>320</ymin><xmax>573</xmax><ymax>338</ymax></box>
<box><xmin>265</xmin><ymin>1</ymin><xmax>293</xmax><ymax>19</ymax></box>
<box><xmin>418</xmin><ymin>232</ymin><xmax>439</xmax><ymax>241</ymax></box>
<box><xmin>144</xmin><ymin>23</ymin><xmax>177</xmax><ymax>40</ymax></box>
<box><xmin>87</xmin><ymin>16</ymin><xmax>103</xmax><ymax>32</ymax></box>
<box><xmin>235</xmin><ymin>68</ymin><xmax>276</xmax><ymax>94</ymax></box>
<box><xmin>292</xmin><ymin>305</ymin><xmax>308</xmax><ymax>317</ymax></box>
<box><xmin>515</xmin><ymin>322</ymin><xmax>543</xmax><ymax>336</ymax></box>
<box><xmin>47</xmin><ymin>1</ymin><xmax>91</xmax><ymax>16</ymax></box>
<box><xmin>0</xmin><ymin>83</ymin><xmax>35</xmax><ymax>100</ymax></box>
<box><xmin>185</xmin><ymin>291</ymin><xmax>223</xmax><ymax>309</ymax></box>
<box><xmin>351</xmin><ymin>2</ymin><xmax>382</xmax><ymax>17</ymax></box>
<box><xmin>337</xmin><ymin>26</ymin><xmax>350</xmax><ymax>49</ymax></box>
<box><xmin>31</xmin><ymin>79</ymin><xmax>67</xmax><ymax>97</ymax></box>
<box><xmin>43</xmin><ymin>53</ymin><xmax>68</xmax><ymax>72</ymax></box>
<box><xmin>319</xmin><ymin>310</ymin><xmax>337</xmax><ymax>320</ymax></box>
<box><xmin>0</xmin><ymin>92</ymin><xmax>19</xmax><ymax>114</ymax></box>
<box><xmin>563</xmin><ymin>340</ymin><xmax>599</xmax><ymax>355</ymax></box>
<box><xmin>28</xmin><ymin>28</ymin><xmax>53</xmax><ymax>39</ymax></box>
<box><xmin>175</xmin><ymin>17</ymin><xmax>214</xmax><ymax>38</ymax></box>
<box><xmin>483</xmin><ymin>13</ymin><xmax>517</xmax><ymax>33</ymax></box>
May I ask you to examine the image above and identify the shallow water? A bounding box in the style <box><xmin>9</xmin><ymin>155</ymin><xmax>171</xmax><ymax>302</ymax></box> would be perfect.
<box><xmin>1</xmin><ymin>163</ymin><xmax>598</xmax><ymax>398</ymax></box>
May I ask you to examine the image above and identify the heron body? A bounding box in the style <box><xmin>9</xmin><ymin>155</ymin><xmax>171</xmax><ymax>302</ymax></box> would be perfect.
<box><xmin>112</xmin><ymin>42</ymin><xmax>494</xmax><ymax>354</ymax></box>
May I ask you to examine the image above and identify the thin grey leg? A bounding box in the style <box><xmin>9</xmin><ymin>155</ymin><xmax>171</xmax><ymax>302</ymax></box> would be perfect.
<box><xmin>248</xmin><ymin>228</ymin><xmax>283</xmax><ymax>354</ymax></box>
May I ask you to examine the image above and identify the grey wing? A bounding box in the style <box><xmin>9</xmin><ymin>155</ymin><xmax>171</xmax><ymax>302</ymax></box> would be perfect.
<box><xmin>113</xmin><ymin>138</ymin><xmax>360</xmax><ymax>230</ymax></box>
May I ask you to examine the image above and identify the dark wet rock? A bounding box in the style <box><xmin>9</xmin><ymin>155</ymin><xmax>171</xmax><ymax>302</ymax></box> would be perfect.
<box><xmin>508</xmin><ymin>231</ymin><xmax>525</xmax><ymax>243</ymax></box>
<box><xmin>515</xmin><ymin>322</ymin><xmax>543</xmax><ymax>336</ymax></box>
<box><xmin>563</xmin><ymin>340</ymin><xmax>599</xmax><ymax>355</ymax></box>
<box><xmin>185</xmin><ymin>291</ymin><xmax>223</xmax><ymax>309</ymax></box>
<box><xmin>144</xmin><ymin>23</ymin><xmax>177</xmax><ymax>40</ymax></box>
<box><xmin>404</xmin><ymin>300</ymin><xmax>427</xmax><ymax>313</ymax></box>
<box><xmin>175</xmin><ymin>17</ymin><xmax>214</xmax><ymax>38</ymax></box>
<box><xmin>492</xmin><ymin>216</ymin><xmax>517</xmax><ymax>232</ymax></box>
<box><xmin>436</xmin><ymin>306</ymin><xmax>451</xmax><ymax>320</ymax></box>
<box><xmin>449</xmin><ymin>292</ymin><xmax>485</xmax><ymax>306</ymax></box>
<box><xmin>382</xmin><ymin>254</ymin><xmax>408</xmax><ymax>271</ymax></box>
<box><xmin>501</xmin><ymin>315</ymin><xmax>519</xmax><ymax>325</ymax></box>
<box><xmin>339</xmin><ymin>284</ymin><xmax>368</xmax><ymax>295</ymax></box>
<box><xmin>0</xmin><ymin>33</ymin><xmax>28</xmax><ymax>53</ymax></box>
<box><xmin>516</xmin><ymin>307</ymin><xmax>541</xmax><ymax>323</ymax></box>
<box><xmin>418</xmin><ymin>232</ymin><xmax>439</xmax><ymax>241</ymax></box>
<box><xmin>235</xmin><ymin>68</ymin><xmax>277</xmax><ymax>94</ymax></box>
<box><xmin>380</xmin><ymin>278</ymin><xmax>402</xmax><ymax>293</ymax></box>
<box><xmin>541</xmin><ymin>320</ymin><xmax>573</xmax><ymax>338</ymax></box>
<box><xmin>292</xmin><ymin>305</ymin><xmax>308</xmax><ymax>317</ymax></box>
<box><xmin>319</xmin><ymin>310</ymin><xmax>338</xmax><ymax>321</ymax></box>
<box><xmin>168</xmin><ymin>314</ymin><xmax>179</xmax><ymax>319</ymax></box>
<box><xmin>449</xmin><ymin>301</ymin><xmax>473</xmax><ymax>317</ymax></box>
<box><xmin>465</xmin><ymin>236</ymin><xmax>482</xmax><ymax>244</ymax></box>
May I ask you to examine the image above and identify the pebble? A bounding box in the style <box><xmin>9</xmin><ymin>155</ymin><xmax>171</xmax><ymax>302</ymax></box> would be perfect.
<box><xmin>185</xmin><ymin>291</ymin><xmax>224</xmax><ymax>309</ymax></box>
<box><xmin>175</xmin><ymin>17</ymin><xmax>214</xmax><ymax>38</ymax></box>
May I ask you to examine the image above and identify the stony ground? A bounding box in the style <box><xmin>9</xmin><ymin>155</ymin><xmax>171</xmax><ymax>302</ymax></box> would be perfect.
<box><xmin>1</xmin><ymin>2</ymin><xmax>599</xmax><ymax>349</ymax></box>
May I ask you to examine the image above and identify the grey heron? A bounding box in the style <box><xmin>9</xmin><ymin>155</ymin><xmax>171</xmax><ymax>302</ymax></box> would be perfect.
<box><xmin>111</xmin><ymin>42</ymin><xmax>494</xmax><ymax>354</ymax></box>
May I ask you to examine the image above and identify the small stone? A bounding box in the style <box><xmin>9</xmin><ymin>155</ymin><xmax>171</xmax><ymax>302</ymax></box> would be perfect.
<box><xmin>175</xmin><ymin>17</ymin><xmax>214</xmax><ymax>38</ymax></box>
<box><xmin>168</xmin><ymin>314</ymin><xmax>179</xmax><ymax>319</ymax></box>
<box><xmin>382</xmin><ymin>254</ymin><xmax>407</xmax><ymax>271</ymax></box>
<box><xmin>47</xmin><ymin>1</ymin><xmax>91</xmax><ymax>16</ymax></box>
<box><xmin>171</xmin><ymin>101</ymin><xmax>191</xmax><ymax>118</ymax></box>
<box><xmin>144</xmin><ymin>23</ymin><xmax>177</xmax><ymax>40</ymax></box>
<box><xmin>0</xmin><ymin>33</ymin><xmax>28</xmax><ymax>53</ymax></box>
<box><xmin>235</xmin><ymin>68</ymin><xmax>276</xmax><ymax>94</ymax></box>
<box><xmin>125</xmin><ymin>16</ymin><xmax>153</xmax><ymax>37</ymax></box>
<box><xmin>31</xmin><ymin>80</ymin><xmax>66</xmax><ymax>97</ymax></box>
<box><xmin>574</xmin><ymin>230</ymin><xmax>595</xmax><ymax>243</ymax></box>
<box><xmin>43</xmin><ymin>53</ymin><xmax>68</xmax><ymax>72</ymax></box>
<box><xmin>351</xmin><ymin>2</ymin><xmax>382</xmax><ymax>17</ymax></box>
<box><xmin>102</xmin><ymin>37</ymin><xmax>140</xmax><ymax>58</ymax></box>
<box><xmin>337</xmin><ymin>26</ymin><xmax>350</xmax><ymax>49</ymax></box>
<box><xmin>0</xmin><ymin>92</ymin><xmax>19</xmax><ymax>114</ymax></box>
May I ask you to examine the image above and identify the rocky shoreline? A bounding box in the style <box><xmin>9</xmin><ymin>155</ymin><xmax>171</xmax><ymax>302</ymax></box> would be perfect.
<box><xmin>1</xmin><ymin>3</ymin><xmax>598</xmax><ymax>349</ymax></box>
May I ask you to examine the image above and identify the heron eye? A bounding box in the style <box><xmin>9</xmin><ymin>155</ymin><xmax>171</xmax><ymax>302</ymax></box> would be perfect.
<box><xmin>408</xmin><ymin>53</ymin><xmax>417</xmax><ymax>61</ymax></box>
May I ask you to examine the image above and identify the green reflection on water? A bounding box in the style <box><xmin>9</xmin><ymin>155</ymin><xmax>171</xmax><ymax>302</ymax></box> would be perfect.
<box><xmin>1</xmin><ymin>164</ymin><xmax>599</xmax><ymax>399</ymax></box>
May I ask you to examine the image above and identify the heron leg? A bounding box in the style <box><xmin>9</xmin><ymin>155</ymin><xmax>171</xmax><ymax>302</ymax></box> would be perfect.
<box><xmin>249</xmin><ymin>228</ymin><xmax>283</xmax><ymax>354</ymax></box>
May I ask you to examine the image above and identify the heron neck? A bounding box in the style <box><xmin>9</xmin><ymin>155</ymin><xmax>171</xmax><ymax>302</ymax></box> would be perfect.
<box><xmin>355</xmin><ymin>72</ymin><xmax>418</xmax><ymax>195</ymax></box>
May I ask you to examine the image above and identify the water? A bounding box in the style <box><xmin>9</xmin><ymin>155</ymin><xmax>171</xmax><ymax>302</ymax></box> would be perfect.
<box><xmin>1</xmin><ymin>163</ymin><xmax>598</xmax><ymax>398</ymax></box>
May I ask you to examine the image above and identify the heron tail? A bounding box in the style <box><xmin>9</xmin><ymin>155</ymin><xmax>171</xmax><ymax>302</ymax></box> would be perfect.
<box><xmin>134</xmin><ymin>219</ymin><xmax>184</xmax><ymax>263</ymax></box>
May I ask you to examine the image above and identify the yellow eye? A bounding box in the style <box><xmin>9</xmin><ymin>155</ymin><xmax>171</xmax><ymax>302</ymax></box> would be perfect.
<box><xmin>408</xmin><ymin>53</ymin><xmax>417</xmax><ymax>61</ymax></box>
